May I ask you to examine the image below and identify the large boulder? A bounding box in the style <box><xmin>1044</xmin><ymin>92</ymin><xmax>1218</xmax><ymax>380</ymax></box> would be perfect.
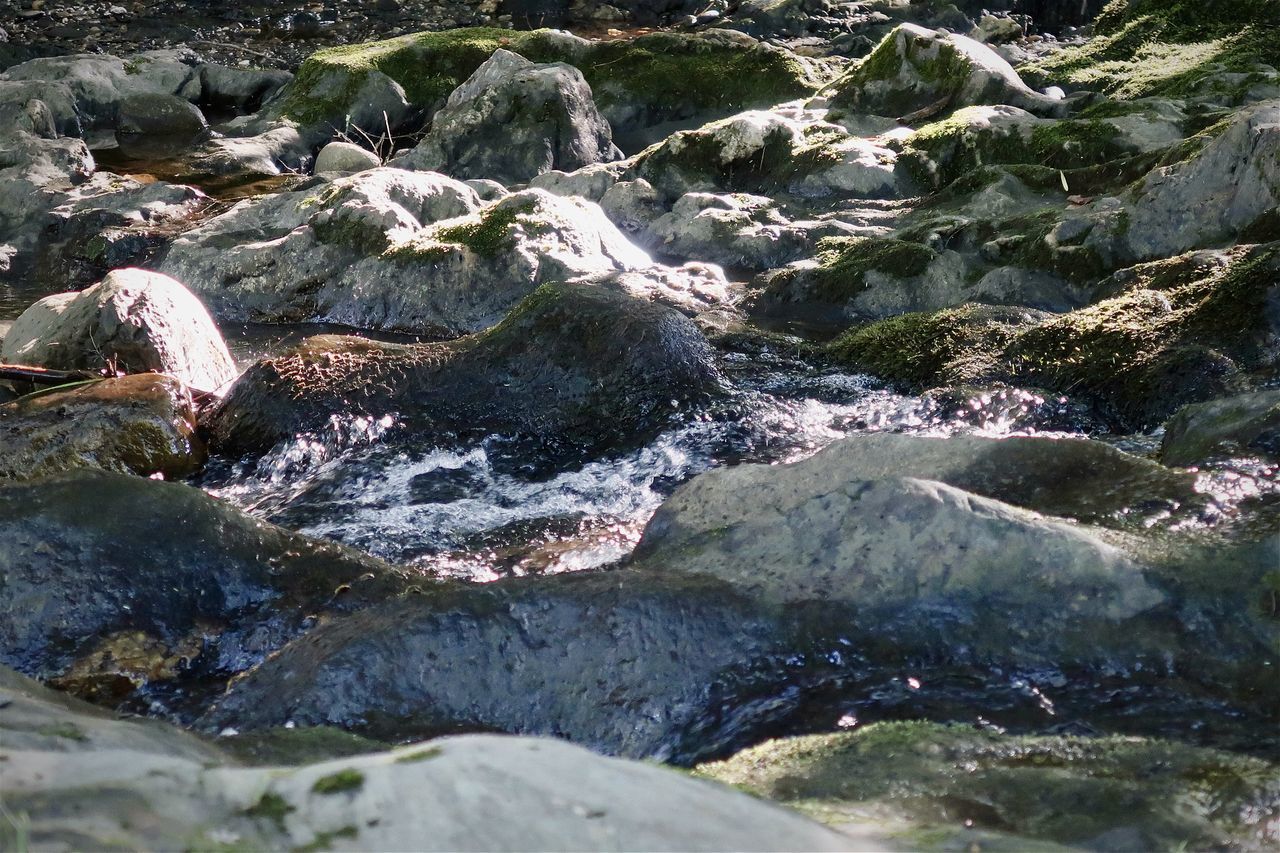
<box><xmin>1</xmin><ymin>268</ymin><xmax>237</xmax><ymax>393</ymax></box>
<box><xmin>0</xmin><ymin>667</ymin><xmax>862</xmax><ymax>852</ymax></box>
<box><xmin>0</xmin><ymin>374</ymin><xmax>204</xmax><ymax>481</ymax></box>
<box><xmin>697</xmin><ymin>722</ymin><xmax>1280</xmax><ymax>851</ymax></box>
<box><xmin>394</xmin><ymin>49</ymin><xmax>621</xmax><ymax>184</ymax></box>
<box><xmin>1161</xmin><ymin>389</ymin><xmax>1280</xmax><ymax>466</ymax></box>
<box><xmin>159</xmin><ymin>174</ymin><xmax>654</xmax><ymax>335</ymax></box>
<box><xmin>203</xmin><ymin>281</ymin><xmax>724</xmax><ymax>457</ymax></box>
<box><xmin>1118</xmin><ymin>99</ymin><xmax>1280</xmax><ymax>261</ymax></box>
<box><xmin>826</xmin><ymin>24</ymin><xmax>1060</xmax><ymax>119</ymax></box>
<box><xmin>773</xmin><ymin>433</ymin><xmax>1203</xmax><ymax>529</ymax></box>
<box><xmin>198</xmin><ymin>569</ymin><xmax>808</xmax><ymax>763</ymax></box>
<box><xmin>0</xmin><ymin>470</ymin><xmax>406</xmax><ymax>706</ymax></box>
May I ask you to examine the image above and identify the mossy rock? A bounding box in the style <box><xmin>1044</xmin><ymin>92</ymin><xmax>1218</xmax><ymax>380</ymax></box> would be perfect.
<box><xmin>696</xmin><ymin>721</ymin><xmax>1280</xmax><ymax>850</ymax></box>
<box><xmin>826</xmin><ymin>244</ymin><xmax>1280</xmax><ymax>428</ymax></box>
<box><xmin>759</xmin><ymin>236</ymin><xmax>939</xmax><ymax>312</ymax></box>
<box><xmin>273</xmin><ymin>28</ymin><xmax>827</xmax><ymax>135</ymax></box>
<box><xmin>898</xmin><ymin>106</ymin><xmax>1135</xmax><ymax>190</ymax></box>
<box><xmin>1024</xmin><ymin>0</ymin><xmax>1280</xmax><ymax>100</ymax></box>
<box><xmin>825</xmin><ymin>303</ymin><xmax>1048</xmax><ymax>388</ymax></box>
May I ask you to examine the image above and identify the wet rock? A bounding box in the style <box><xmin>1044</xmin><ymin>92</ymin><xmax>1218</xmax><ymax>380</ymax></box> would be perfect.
<box><xmin>393</xmin><ymin>49</ymin><xmax>622</xmax><ymax>184</ymax></box>
<box><xmin>825</xmin><ymin>24</ymin><xmax>1060</xmax><ymax>120</ymax></box>
<box><xmin>314</xmin><ymin>140</ymin><xmax>381</xmax><ymax>174</ymax></box>
<box><xmin>0</xmin><ymin>374</ymin><xmax>204</xmax><ymax>482</ymax></box>
<box><xmin>117</xmin><ymin>91</ymin><xmax>208</xmax><ymax>137</ymax></box>
<box><xmin>1161</xmin><ymin>389</ymin><xmax>1280</xmax><ymax>467</ymax></box>
<box><xmin>1</xmin><ymin>268</ymin><xmax>237</xmax><ymax>393</ymax></box>
<box><xmin>634</xmin><ymin>462</ymin><xmax>1168</xmax><ymax>664</ymax></box>
<box><xmin>162</xmin><ymin>179</ymin><xmax>652</xmax><ymax>335</ymax></box>
<box><xmin>199</xmin><ymin>569</ymin><xmax>805</xmax><ymax>762</ymax></box>
<box><xmin>0</xmin><ymin>666</ymin><xmax>861</xmax><ymax>852</ymax></box>
<box><xmin>0</xmin><ymin>470</ymin><xmax>406</xmax><ymax>704</ymax></box>
<box><xmin>697</xmin><ymin>722</ymin><xmax>1280</xmax><ymax>851</ymax></box>
<box><xmin>0</xmin><ymin>52</ymin><xmax>195</xmax><ymax>129</ymax></box>
<box><xmin>203</xmin><ymin>280</ymin><xmax>724</xmax><ymax>457</ymax></box>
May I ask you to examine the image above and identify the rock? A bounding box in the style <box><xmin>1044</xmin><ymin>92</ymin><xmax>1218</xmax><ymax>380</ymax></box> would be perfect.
<box><xmin>775</xmin><ymin>432</ymin><xmax>1202</xmax><ymax>529</ymax></box>
<box><xmin>1</xmin><ymin>666</ymin><xmax>862</xmax><ymax>851</ymax></box>
<box><xmin>1119</xmin><ymin>99</ymin><xmax>1280</xmax><ymax>262</ymax></box>
<box><xmin>826</xmin><ymin>24</ymin><xmax>1060</xmax><ymax>120</ymax></box>
<box><xmin>195</xmin><ymin>63</ymin><xmax>292</xmax><ymax>113</ymax></box>
<box><xmin>645</xmin><ymin>191</ymin><xmax>831</xmax><ymax>271</ymax></box>
<box><xmin>393</xmin><ymin>49</ymin><xmax>621</xmax><ymax>184</ymax></box>
<box><xmin>0</xmin><ymin>52</ymin><xmax>193</xmax><ymax>129</ymax></box>
<box><xmin>117</xmin><ymin>92</ymin><xmax>208</xmax><ymax>137</ymax></box>
<box><xmin>697</xmin><ymin>722</ymin><xmax>1280</xmax><ymax>851</ymax></box>
<box><xmin>159</xmin><ymin>178</ymin><xmax>656</xmax><ymax>335</ymax></box>
<box><xmin>203</xmin><ymin>281</ymin><xmax>724</xmax><ymax>458</ymax></box>
<box><xmin>529</xmin><ymin>160</ymin><xmax>629</xmax><ymax>202</ymax></box>
<box><xmin>970</xmin><ymin>13</ymin><xmax>1023</xmax><ymax>43</ymax></box>
<box><xmin>0</xmin><ymin>470</ymin><xmax>405</xmax><ymax>704</ymax></box>
<box><xmin>314</xmin><ymin>140</ymin><xmax>381</xmax><ymax>174</ymax></box>
<box><xmin>268</xmin><ymin>28</ymin><xmax>829</xmax><ymax>145</ymax></box>
<box><xmin>633</xmin><ymin>461</ymin><xmax>1167</xmax><ymax>662</ymax></box>
<box><xmin>1</xmin><ymin>268</ymin><xmax>237</xmax><ymax>393</ymax></box>
<box><xmin>198</xmin><ymin>569</ymin><xmax>805</xmax><ymax>763</ymax></box>
<box><xmin>1161</xmin><ymin>389</ymin><xmax>1280</xmax><ymax>467</ymax></box>
<box><xmin>0</xmin><ymin>374</ymin><xmax>204</xmax><ymax>482</ymax></box>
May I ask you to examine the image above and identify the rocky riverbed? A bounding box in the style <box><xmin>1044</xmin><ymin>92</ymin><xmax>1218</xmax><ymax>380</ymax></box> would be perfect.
<box><xmin>2</xmin><ymin>0</ymin><xmax>1279</xmax><ymax>849</ymax></box>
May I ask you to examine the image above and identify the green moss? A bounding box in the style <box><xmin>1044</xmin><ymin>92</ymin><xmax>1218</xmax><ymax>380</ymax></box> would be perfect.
<box><xmin>395</xmin><ymin>746</ymin><xmax>443</xmax><ymax>763</ymax></box>
<box><xmin>773</xmin><ymin>236</ymin><xmax>937</xmax><ymax>305</ymax></box>
<box><xmin>901</xmin><ymin>110</ymin><xmax>1130</xmax><ymax>190</ymax></box>
<box><xmin>275</xmin><ymin>28</ymin><xmax>824</xmax><ymax>128</ymax></box>
<box><xmin>388</xmin><ymin>200</ymin><xmax>537</xmax><ymax>262</ymax></box>
<box><xmin>823</xmin><ymin>244</ymin><xmax>1280</xmax><ymax>427</ymax></box>
<box><xmin>293</xmin><ymin>825</ymin><xmax>358</xmax><ymax>853</ymax></box>
<box><xmin>311</xmin><ymin>768</ymin><xmax>365</xmax><ymax>795</ymax></box>
<box><xmin>37</xmin><ymin>722</ymin><xmax>87</xmax><ymax>741</ymax></box>
<box><xmin>1025</xmin><ymin>1</ymin><xmax>1280</xmax><ymax>100</ymax></box>
<box><xmin>696</xmin><ymin>722</ymin><xmax>1280</xmax><ymax>850</ymax></box>
<box><xmin>219</xmin><ymin>727</ymin><xmax>388</xmax><ymax>766</ymax></box>
<box><xmin>825</xmin><ymin>304</ymin><xmax>1041</xmax><ymax>388</ymax></box>
<box><xmin>243</xmin><ymin>792</ymin><xmax>296</xmax><ymax>830</ymax></box>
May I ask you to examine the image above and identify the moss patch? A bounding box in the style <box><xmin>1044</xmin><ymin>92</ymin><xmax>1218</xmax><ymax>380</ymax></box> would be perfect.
<box><xmin>275</xmin><ymin>28</ymin><xmax>825</xmax><ymax>128</ymax></box>
<box><xmin>695</xmin><ymin>721</ymin><xmax>1280</xmax><ymax>850</ymax></box>
<box><xmin>767</xmin><ymin>236</ymin><xmax>937</xmax><ymax>306</ymax></box>
<box><xmin>311</xmin><ymin>768</ymin><xmax>365</xmax><ymax>795</ymax></box>
<box><xmin>394</xmin><ymin>746</ymin><xmax>444</xmax><ymax>763</ymax></box>
<box><xmin>826</xmin><ymin>243</ymin><xmax>1280</xmax><ymax>427</ymax></box>
<box><xmin>387</xmin><ymin>200</ymin><xmax>537</xmax><ymax>261</ymax></box>
<box><xmin>244</xmin><ymin>792</ymin><xmax>296</xmax><ymax>830</ymax></box>
<box><xmin>1025</xmin><ymin>1</ymin><xmax>1280</xmax><ymax>100</ymax></box>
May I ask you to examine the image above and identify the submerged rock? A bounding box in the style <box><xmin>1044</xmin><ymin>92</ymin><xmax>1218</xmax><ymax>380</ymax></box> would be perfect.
<box><xmin>0</xmin><ymin>666</ymin><xmax>860</xmax><ymax>852</ymax></box>
<box><xmin>0</xmin><ymin>268</ymin><xmax>237</xmax><ymax>393</ymax></box>
<box><xmin>203</xmin><ymin>281</ymin><xmax>724</xmax><ymax>457</ymax></box>
<box><xmin>0</xmin><ymin>470</ymin><xmax>406</xmax><ymax>706</ymax></box>
<box><xmin>0</xmin><ymin>374</ymin><xmax>203</xmax><ymax>481</ymax></box>
<box><xmin>825</xmin><ymin>24</ymin><xmax>1059</xmax><ymax>120</ymax></box>
<box><xmin>198</xmin><ymin>569</ymin><xmax>805</xmax><ymax>763</ymax></box>
<box><xmin>1161</xmin><ymin>389</ymin><xmax>1280</xmax><ymax>467</ymax></box>
<box><xmin>697</xmin><ymin>722</ymin><xmax>1280</xmax><ymax>851</ymax></box>
<box><xmin>394</xmin><ymin>49</ymin><xmax>621</xmax><ymax>184</ymax></box>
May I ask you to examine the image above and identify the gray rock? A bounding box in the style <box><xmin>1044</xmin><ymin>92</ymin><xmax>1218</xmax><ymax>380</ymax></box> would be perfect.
<box><xmin>160</xmin><ymin>177</ymin><xmax>653</xmax><ymax>335</ymax></box>
<box><xmin>0</xmin><ymin>374</ymin><xmax>204</xmax><ymax>482</ymax></box>
<box><xmin>1121</xmin><ymin>99</ymin><xmax>1280</xmax><ymax>261</ymax></box>
<box><xmin>530</xmin><ymin>160</ymin><xmax>630</xmax><ymax>202</ymax></box>
<box><xmin>202</xmin><ymin>280</ymin><xmax>724</xmax><ymax>457</ymax></box>
<box><xmin>0</xmin><ymin>52</ymin><xmax>193</xmax><ymax>129</ymax></box>
<box><xmin>314</xmin><ymin>140</ymin><xmax>381</xmax><ymax>174</ymax></box>
<box><xmin>826</xmin><ymin>24</ymin><xmax>1060</xmax><ymax>119</ymax></box>
<box><xmin>771</xmin><ymin>432</ymin><xmax>1202</xmax><ymax>528</ymax></box>
<box><xmin>0</xmin><ymin>666</ymin><xmax>864</xmax><ymax>852</ymax></box>
<box><xmin>394</xmin><ymin>49</ymin><xmax>621</xmax><ymax>184</ymax></box>
<box><xmin>0</xmin><ymin>470</ymin><xmax>406</xmax><ymax>701</ymax></box>
<box><xmin>1</xmin><ymin>268</ymin><xmax>237</xmax><ymax>393</ymax></box>
<box><xmin>1161</xmin><ymin>389</ymin><xmax>1280</xmax><ymax>467</ymax></box>
<box><xmin>117</xmin><ymin>91</ymin><xmax>208</xmax><ymax>137</ymax></box>
<box><xmin>463</xmin><ymin>177</ymin><xmax>509</xmax><ymax>200</ymax></box>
